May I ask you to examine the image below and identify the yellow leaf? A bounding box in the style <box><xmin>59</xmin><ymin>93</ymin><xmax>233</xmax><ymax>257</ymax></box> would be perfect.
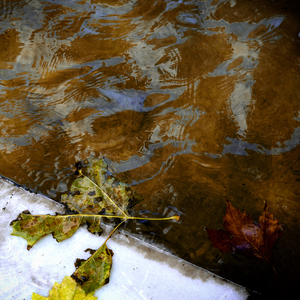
<box><xmin>32</xmin><ymin>276</ymin><xmax>97</xmax><ymax>300</ymax></box>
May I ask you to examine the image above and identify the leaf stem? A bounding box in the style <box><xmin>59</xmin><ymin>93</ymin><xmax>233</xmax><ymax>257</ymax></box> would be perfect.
<box><xmin>29</xmin><ymin>213</ymin><xmax>180</xmax><ymax>222</ymax></box>
<box><xmin>128</xmin><ymin>215</ymin><xmax>180</xmax><ymax>221</ymax></box>
<box><xmin>79</xmin><ymin>169</ymin><xmax>128</xmax><ymax>218</ymax></box>
<box><xmin>103</xmin><ymin>219</ymin><xmax>126</xmax><ymax>245</ymax></box>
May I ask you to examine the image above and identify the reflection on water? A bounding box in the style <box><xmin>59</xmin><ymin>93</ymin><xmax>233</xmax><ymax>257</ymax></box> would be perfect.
<box><xmin>1</xmin><ymin>0</ymin><xmax>300</xmax><ymax>296</ymax></box>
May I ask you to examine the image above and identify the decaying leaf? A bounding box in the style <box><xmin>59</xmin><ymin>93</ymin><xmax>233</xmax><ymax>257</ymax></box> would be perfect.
<box><xmin>206</xmin><ymin>199</ymin><xmax>283</xmax><ymax>266</ymax></box>
<box><xmin>32</xmin><ymin>276</ymin><xmax>97</xmax><ymax>300</ymax></box>
<box><xmin>72</xmin><ymin>244</ymin><xmax>113</xmax><ymax>294</ymax></box>
<box><xmin>61</xmin><ymin>158</ymin><xmax>143</xmax><ymax>216</ymax></box>
<box><xmin>10</xmin><ymin>212</ymin><xmax>103</xmax><ymax>249</ymax></box>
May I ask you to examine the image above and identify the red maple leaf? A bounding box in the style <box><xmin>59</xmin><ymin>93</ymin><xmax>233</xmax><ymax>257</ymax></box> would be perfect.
<box><xmin>206</xmin><ymin>200</ymin><xmax>283</xmax><ymax>268</ymax></box>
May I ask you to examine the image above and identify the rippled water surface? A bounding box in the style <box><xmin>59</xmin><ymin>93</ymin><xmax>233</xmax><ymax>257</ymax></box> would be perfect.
<box><xmin>1</xmin><ymin>0</ymin><xmax>300</xmax><ymax>296</ymax></box>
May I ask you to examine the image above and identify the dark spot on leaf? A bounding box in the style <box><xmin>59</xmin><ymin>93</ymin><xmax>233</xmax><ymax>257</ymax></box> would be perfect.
<box><xmin>71</xmin><ymin>274</ymin><xmax>83</xmax><ymax>285</ymax></box>
<box><xmin>99</xmin><ymin>208</ymin><xmax>106</xmax><ymax>214</ymax></box>
<box><xmin>70</xmin><ymin>190</ymin><xmax>80</xmax><ymax>196</ymax></box>
<box><xmin>84</xmin><ymin>248</ymin><xmax>96</xmax><ymax>255</ymax></box>
<box><xmin>74</xmin><ymin>258</ymin><xmax>86</xmax><ymax>269</ymax></box>
<box><xmin>71</xmin><ymin>273</ymin><xmax>89</xmax><ymax>285</ymax></box>
<box><xmin>88</xmin><ymin>191</ymin><xmax>96</xmax><ymax>196</ymax></box>
<box><xmin>93</xmin><ymin>197</ymin><xmax>102</xmax><ymax>204</ymax></box>
<box><xmin>64</xmin><ymin>206</ymin><xmax>78</xmax><ymax>215</ymax></box>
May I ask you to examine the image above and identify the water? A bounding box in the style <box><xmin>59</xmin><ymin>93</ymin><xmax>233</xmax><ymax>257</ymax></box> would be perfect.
<box><xmin>0</xmin><ymin>0</ymin><xmax>300</xmax><ymax>297</ymax></box>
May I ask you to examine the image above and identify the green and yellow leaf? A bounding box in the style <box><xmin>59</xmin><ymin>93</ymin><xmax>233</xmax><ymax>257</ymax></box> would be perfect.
<box><xmin>61</xmin><ymin>158</ymin><xmax>142</xmax><ymax>217</ymax></box>
<box><xmin>72</xmin><ymin>244</ymin><xmax>113</xmax><ymax>294</ymax></box>
<box><xmin>10</xmin><ymin>212</ymin><xmax>102</xmax><ymax>249</ymax></box>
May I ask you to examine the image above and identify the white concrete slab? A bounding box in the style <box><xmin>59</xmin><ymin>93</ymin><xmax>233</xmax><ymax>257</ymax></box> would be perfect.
<box><xmin>0</xmin><ymin>178</ymin><xmax>249</xmax><ymax>300</ymax></box>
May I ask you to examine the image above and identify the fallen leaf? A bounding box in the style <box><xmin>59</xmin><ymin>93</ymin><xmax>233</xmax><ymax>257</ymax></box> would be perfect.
<box><xmin>206</xmin><ymin>200</ymin><xmax>283</xmax><ymax>264</ymax></box>
<box><xmin>72</xmin><ymin>244</ymin><xmax>113</xmax><ymax>294</ymax></box>
<box><xmin>61</xmin><ymin>158</ymin><xmax>143</xmax><ymax>216</ymax></box>
<box><xmin>10</xmin><ymin>212</ymin><xmax>102</xmax><ymax>250</ymax></box>
<box><xmin>32</xmin><ymin>276</ymin><xmax>97</xmax><ymax>300</ymax></box>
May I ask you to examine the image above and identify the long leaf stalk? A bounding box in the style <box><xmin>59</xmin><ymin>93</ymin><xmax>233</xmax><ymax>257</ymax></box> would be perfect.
<box><xmin>30</xmin><ymin>213</ymin><xmax>180</xmax><ymax>222</ymax></box>
<box><xmin>103</xmin><ymin>219</ymin><xmax>126</xmax><ymax>245</ymax></box>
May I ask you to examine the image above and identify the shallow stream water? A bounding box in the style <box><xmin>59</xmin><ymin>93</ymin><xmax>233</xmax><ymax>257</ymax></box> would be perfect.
<box><xmin>1</xmin><ymin>0</ymin><xmax>300</xmax><ymax>297</ymax></box>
